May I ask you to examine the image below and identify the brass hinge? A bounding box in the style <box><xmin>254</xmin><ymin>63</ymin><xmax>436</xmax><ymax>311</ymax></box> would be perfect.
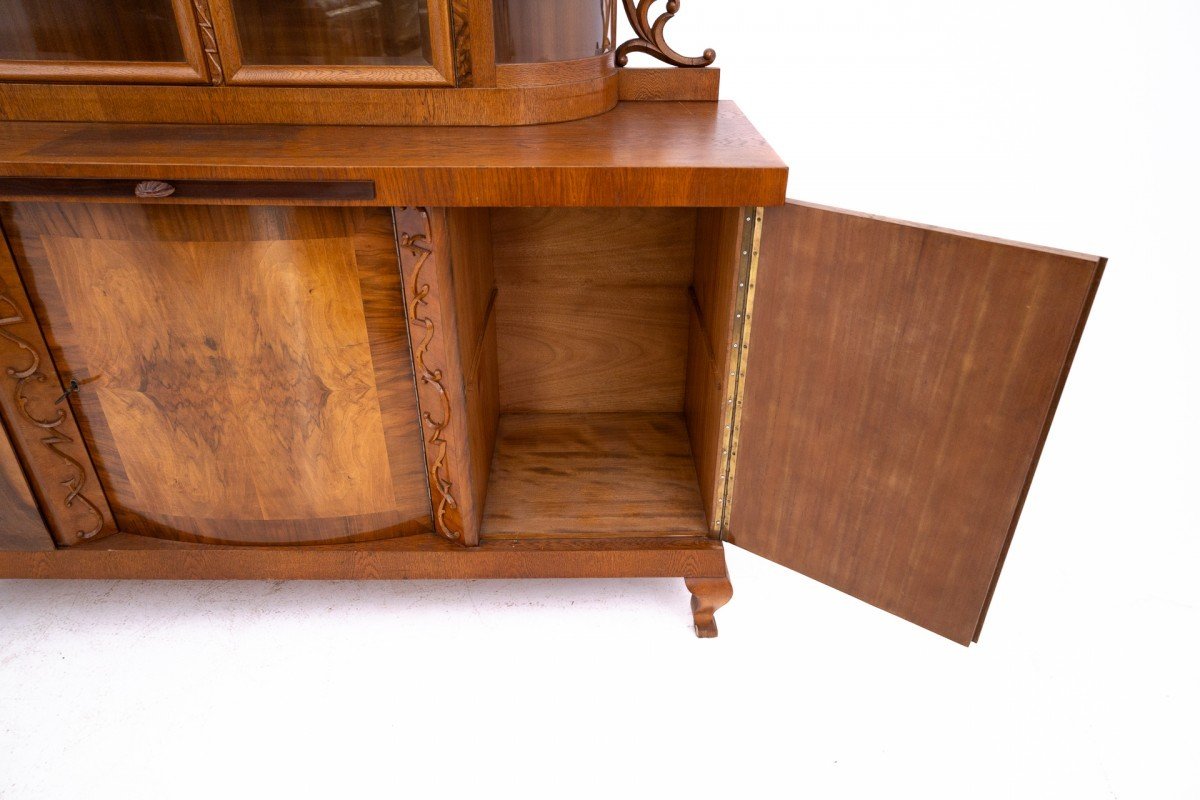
<box><xmin>717</xmin><ymin>207</ymin><xmax>764</xmax><ymax>539</ymax></box>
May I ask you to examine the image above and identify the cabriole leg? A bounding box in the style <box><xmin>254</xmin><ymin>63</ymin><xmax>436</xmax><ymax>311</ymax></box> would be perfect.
<box><xmin>684</xmin><ymin>572</ymin><xmax>734</xmax><ymax>638</ymax></box>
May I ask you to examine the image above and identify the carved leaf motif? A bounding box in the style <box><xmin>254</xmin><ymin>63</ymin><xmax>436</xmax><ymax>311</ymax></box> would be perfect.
<box><xmin>192</xmin><ymin>0</ymin><xmax>224</xmax><ymax>84</ymax></box>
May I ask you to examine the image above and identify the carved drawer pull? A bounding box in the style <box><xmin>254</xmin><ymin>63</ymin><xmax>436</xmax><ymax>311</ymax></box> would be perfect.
<box><xmin>134</xmin><ymin>180</ymin><xmax>176</xmax><ymax>199</ymax></box>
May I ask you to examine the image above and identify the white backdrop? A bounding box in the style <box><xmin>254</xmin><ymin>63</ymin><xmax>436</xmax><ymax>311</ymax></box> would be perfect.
<box><xmin>2</xmin><ymin>2</ymin><xmax>1197</xmax><ymax>797</ymax></box>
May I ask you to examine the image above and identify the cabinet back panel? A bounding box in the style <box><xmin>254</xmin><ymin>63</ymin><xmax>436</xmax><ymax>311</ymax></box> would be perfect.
<box><xmin>2</xmin><ymin>202</ymin><xmax>432</xmax><ymax>545</ymax></box>
<box><xmin>490</xmin><ymin>208</ymin><xmax>696</xmax><ymax>413</ymax></box>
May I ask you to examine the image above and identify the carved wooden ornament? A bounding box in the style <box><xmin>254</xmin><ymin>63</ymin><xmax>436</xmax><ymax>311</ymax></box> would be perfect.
<box><xmin>617</xmin><ymin>0</ymin><xmax>716</xmax><ymax>68</ymax></box>
<box><xmin>191</xmin><ymin>0</ymin><xmax>224</xmax><ymax>84</ymax></box>
<box><xmin>395</xmin><ymin>208</ymin><xmax>464</xmax><ymax>541</ymax></box>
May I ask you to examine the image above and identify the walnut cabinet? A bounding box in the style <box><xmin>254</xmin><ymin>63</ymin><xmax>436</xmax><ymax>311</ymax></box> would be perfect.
<box><xmin>0</xmin><ymin>3</ymin><xmax>1104</xmax><ymax>643</ymax></box>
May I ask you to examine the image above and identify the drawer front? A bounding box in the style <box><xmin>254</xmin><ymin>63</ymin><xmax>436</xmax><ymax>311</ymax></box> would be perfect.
<box><xmin>1</xmin><ymin>201</ymin><xmax>432</xmax><ymax>545</ymax></box>
<box><xmin>0</xmin><ymin>178</ymin><xmax>376</xmax><ymax>204</ymax></box>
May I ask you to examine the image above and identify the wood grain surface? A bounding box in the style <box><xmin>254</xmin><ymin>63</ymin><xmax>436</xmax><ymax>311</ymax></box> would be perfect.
<box><xmin>445</xmin><ymin>207</ymin><xmax>500</xmax><ymax>544</ymax></box>
<box><xmin>0</xmin><ymin>418</ymin><xmax>53</xmax><ymax>551</ymax></box>
<box><xmin>617</xmin><ymin>67</ymin><xmax>720</xmax><ymax>101</ymax></box>
<box><xmin>4</xmin><ymin>202</ymin><xmax>432</xmax><ymax>546</ymax></box>
<box><xmin>728</xmin><ymin>201</ymin><xmax>1105</xmax><ymax>645</ymax></box>
<box><xmin>495</xmin><ymin>52</ymin><xmax>614</xmax><ymax>88</ymax></box>
<box><xmin>0</xmin><ymin>531</ymin><xmax>728</xmax><ymax>580</ymax></box>
<box><xmin>0</xmin><ymin>102</ymin><xmax>788</xmax><ymax>207</ymax></box>
<box><xmin>492</xmin><ymin>207</ymin><xmax>696</xmax><ymax>412</ymax></box>
<box><xmin>0</xmin><ymin>75</ymin><xmax>617</xmax><ymax>126</ymax></box>
<box><xmin>482</xmin><ymin>412</ymin><xmax>708</xmax><ymax>539</ymax></box>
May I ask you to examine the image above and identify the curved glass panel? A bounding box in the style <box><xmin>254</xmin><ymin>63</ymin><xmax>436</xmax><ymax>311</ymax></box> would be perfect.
<box><xmin>493</xmin><ymin>0</ymin><xmax>612</xmax><ymax>64</ymax></box>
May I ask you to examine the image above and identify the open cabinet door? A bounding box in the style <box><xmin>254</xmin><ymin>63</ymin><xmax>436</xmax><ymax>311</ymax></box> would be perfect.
<box><xmin>727</xmin><ymin>201</ymin><xmax>1104</xmax><ymax>645</ymax></box>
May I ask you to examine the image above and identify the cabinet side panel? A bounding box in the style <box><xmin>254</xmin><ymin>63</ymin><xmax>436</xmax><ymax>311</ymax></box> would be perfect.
<box><xmin>447</xmin><ymin>207</ymin><xmax>499</xmax><ymax>542</ymax></box>
<box><xmin>684</xmin><ymin>208</ymin><xmax>746</xmax><ymax>529</ymax></box>
<box><xmin>0</xmin><ymin>416</ymin><xmax>54</xmax><ymax>551</ymax></box>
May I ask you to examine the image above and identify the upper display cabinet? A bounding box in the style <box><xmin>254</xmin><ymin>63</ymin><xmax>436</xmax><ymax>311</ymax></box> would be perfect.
<box><xmin>0</xmin><ymin>0</ymin><xmax>715</xmax><ymax>125</ymax></box>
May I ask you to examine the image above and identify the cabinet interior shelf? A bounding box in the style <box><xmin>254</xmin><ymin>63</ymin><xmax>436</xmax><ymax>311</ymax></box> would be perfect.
<box><xmin>481</xmin><ymin>412</ymin><xmax>709</xmax><ymax>540</ymax></box>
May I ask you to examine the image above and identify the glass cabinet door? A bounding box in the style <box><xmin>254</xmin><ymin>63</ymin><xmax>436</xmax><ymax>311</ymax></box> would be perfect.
<box><xmin>208</xmin><ymin>0</ymin><xmax>455</xmax><ymax>86</ymax></box>
<box><xmin>0</xmin><ymin>0</ymin><xmax>212</xmax><ymax>83</ymax></box>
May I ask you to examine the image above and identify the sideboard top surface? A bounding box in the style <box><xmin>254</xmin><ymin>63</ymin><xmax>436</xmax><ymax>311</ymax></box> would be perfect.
<box><xmin>0</xmin><ymin>101</ymin><xmax>787</xmax><ymax>207</ymax></box>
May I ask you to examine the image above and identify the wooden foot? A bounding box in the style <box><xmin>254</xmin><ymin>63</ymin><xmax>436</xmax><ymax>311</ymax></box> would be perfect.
<box><xmin>684</xmin><ymin>573</ymin><xmax>733</xmax><ymax>638</ymax></box>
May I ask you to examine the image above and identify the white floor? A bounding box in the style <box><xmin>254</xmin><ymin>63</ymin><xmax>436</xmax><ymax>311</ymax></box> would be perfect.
<box><xmin>3</xmin><ymin>534</ymin><xmax>1198</xmax><ymax>798</ymax></box>
<box><xmin>3</xmin><ymin>1</ymin><xmax>1199</xmax><ymax>797</ymax></box>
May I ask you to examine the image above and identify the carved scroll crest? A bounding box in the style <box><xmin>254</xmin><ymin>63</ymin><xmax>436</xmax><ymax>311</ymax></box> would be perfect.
<box><xmin>395</xmin><ymin>209</ymin><xmax>462</xmax><ymax>542</ymax></box>
<box><xmin>0</xmin><ymin>293</ymin><xmax>105</xmax><ymax>540</ymax></box>
<box><xmin>616</xmin><ymin>0</ymin><xmax>716</xmax><ymax>68</ymax></box>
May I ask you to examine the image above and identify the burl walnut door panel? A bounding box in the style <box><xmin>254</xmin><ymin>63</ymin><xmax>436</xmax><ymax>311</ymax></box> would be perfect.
<box><xmin>729</xmin><ymin>201</ymin><xmax>1104</xmax><ymax>645</ymax></box>
<box><xmin>1</xmin><ymin>203</ymin><xmax>432</xmax><ymax>545</ymax></box>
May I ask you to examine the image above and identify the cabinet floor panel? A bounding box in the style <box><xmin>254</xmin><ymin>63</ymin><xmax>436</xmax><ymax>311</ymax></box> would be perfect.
<box><xmin>481</xmin><ymin>413</ymin><xmax>710</xmax><ymax>539</ymax></box>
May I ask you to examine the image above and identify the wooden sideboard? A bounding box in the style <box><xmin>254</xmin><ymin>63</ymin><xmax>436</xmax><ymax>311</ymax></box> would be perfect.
<box><xmin>0</xmin><ymin>1</ymin><xmax>1104</xmax><ymax>642</ymax></box>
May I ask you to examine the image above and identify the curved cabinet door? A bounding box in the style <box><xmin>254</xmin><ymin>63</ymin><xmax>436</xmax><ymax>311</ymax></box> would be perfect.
<box><xmin>0</xmin><ymin>0</ymin><xmax>213</xmax><ymax>84</ymax></box>
<box><xmin>728</xmin><ymin>201</ymin><xmax>1104</xmax><ymax>645</ymax></box>
<box><xmin>1</xmin><ymin>202</ymin><xmax>433</xmax><ymax>546</ymax></box>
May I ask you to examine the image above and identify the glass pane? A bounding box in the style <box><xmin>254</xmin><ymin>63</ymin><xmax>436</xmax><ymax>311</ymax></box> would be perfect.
<box><xmin>493</xmin><ymin>0</ymin><xmax>611</xmax><ymax>64</ymax></box>
<box><xmin>0</xmin><ymin>0</ymin><xmax>185</xmax><ymax>62</ymax></box>
<box><xmin>231</xmin><ymin>0</ymin><xmax>432</xmax><ymax>67</ymax></box>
